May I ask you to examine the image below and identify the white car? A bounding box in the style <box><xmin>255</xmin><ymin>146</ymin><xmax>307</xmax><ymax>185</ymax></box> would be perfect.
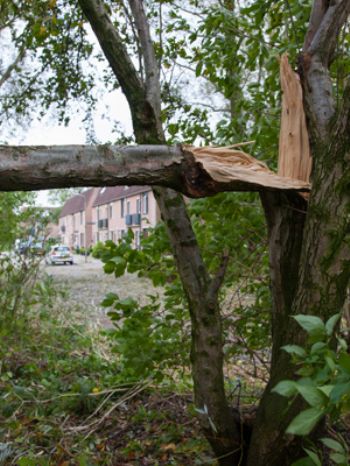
<box><xmin>46</xmin><ymin>245</ymin><xmax>74</xmax><ymax>265</ymax></box>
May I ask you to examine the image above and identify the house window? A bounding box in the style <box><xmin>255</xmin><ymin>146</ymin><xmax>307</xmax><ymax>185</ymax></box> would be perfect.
<box><xmin>80</xmin><ymin>211</ymin><xmax>83</xmax><ymax>224</ymax></box>
<box><xmin>80</xmin><ymin>232</ymin><xmax>84</xmax><ymax>247</ymax></box>
<box><xmin>136</xmin><ymin>198</ymin><xmax>141</xmax><ymax>214</ymax></box>
<box><xmin>120</xmin><ymin>199</ymin><xmax>125</xmax><ymax>218</ymax></box>
<box><xmin>142</xmin><ymin>193</ymin><xmax>149</xmax><ymax>214</ymax></box>
<box><xmin>109</xmin><ymin>204</ymin><xmax>113</xmax><ymax>219</ymax></box>
<box><xmin>126</xmin><ymin>201</ymin><xmax>130</xmax><ymax>215</ymax></box>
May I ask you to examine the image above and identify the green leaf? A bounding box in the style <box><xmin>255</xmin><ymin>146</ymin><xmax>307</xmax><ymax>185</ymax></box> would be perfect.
<box><xmin>103</xmin><ymin>261</ymin><xmax>115</xmax><ymax>274</ymax></box>
<box><xmin>295</xmin><ymin>384</ymin><xmax>326</xmax><ymax>407</ymax></box>
<box><xmin>282</xmin><ymin>345</ymin><xmax>307</xmax><ymax>357</ymax></box>
<box><xmin>318</xmin><ymin>385</ymin><xmax>334</xmax><ymax>397</ymax></box>
<box><xmin>293</xmin><ymin>315</ymin><xmax>325</xmax><ymax>337</ymax></box>
<box><xmin>329</xmin><ymin>452</ymin><xmax>348</xmax><ymax>464</ymax></box>
<box><xmin>286</xmin><ymin>407</ymin><xmax>324</xmax><ymax>435</ymax></box>
<box><xmin>321</xmin><ymin>437</ymin><xmax>346</xmax><ymax>453</ymax></box>
<box><xmin>310</xmin><ymin>342</ymin><xmax>327</xmax><ymax>354</ymax></box>
<box><xmin>101</xmin><ymin>292</ymin><xmax>118</xmax><ymax>307</ymax></box>
<box><xmin>272</xmin><ymin>380</ymin><xmax>297</xmax><ymax>397</ymax></box>
<box><xmin>292</xmin><ymin>457</ymin><xmax>317</xmax><ymax>466</ymax></box>
<box><xmin>112</xmin><ymin>256</ymin><xmax>127</xmax><ymax>277</ymax></box>
<box><xmin>329</xmin><ymin>382</ymin><xmax>350</xmax><ymax>403</ymax></box>
<box><xmin>325</xmin><ymin>356</ymin><xmax>336</xmax><ymax>371</ymax></box>
<box><xmin>325</xmin><ymin>314</ymin><xmax>341</xmax><ymax>336</ymax></box>
<box><xmin>303</xmin><ymin>448</ymin><xmax>322</xmax><ymax>466</ymax></box>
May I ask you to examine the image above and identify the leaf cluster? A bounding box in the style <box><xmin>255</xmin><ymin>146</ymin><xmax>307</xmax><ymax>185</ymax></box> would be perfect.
<box><xmin>273</xmin><ymin>313</ymin><xmax>350</xmax><ymax>465</ymax></box>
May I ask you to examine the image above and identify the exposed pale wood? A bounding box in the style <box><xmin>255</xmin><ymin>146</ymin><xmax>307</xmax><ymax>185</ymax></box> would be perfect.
<box><xmin>188</xmin><ymin>145</ymin><xmax>310</xmax><ymax>191</ymax></box>
<box><xmin>278</xmin><ymin>54</ymin><xmax>312</xmax><ymax>183</ymax></box>
<box><xmin>0</xmin><ymin>144</ymin><xmax>310</xmax><ymax>195</ymax></box>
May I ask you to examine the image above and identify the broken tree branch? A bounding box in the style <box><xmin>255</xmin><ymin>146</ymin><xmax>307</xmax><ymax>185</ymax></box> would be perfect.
<box><xmin>0</xmin><ymin>144</ymin><xmax>310</xmax><ymax>195</ymax></box>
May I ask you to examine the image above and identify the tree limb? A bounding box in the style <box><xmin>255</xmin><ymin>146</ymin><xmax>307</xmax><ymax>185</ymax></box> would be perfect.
<box><xmin>207</xmin><ymin>249</ymin><xmax>230</xmax><ymax>301</ymax></box>
<box><xmin>0</xmin><ymin>144</ymin><xmax>310</xmax><ymax>194</ymax></box>
<box><xmin>78</xmin><ymin>0</ymin><xmax>157</xmax><ymax>141</ymax></box>
<box><xmin>0</xmin><ymin>47</ymin><xmax>25</xmax><ymax>89</ymax></box>
<box><xmin>127</xmin><ymin>0</ymin><xmax>162</xmax><ymax>125</ymax></box>
<box><xmin>300</xmin><ymin>0</ymin><xmax>350</xmax><ymax>142</ymax></box>
<box><xmin>305</xmin><ymin>0</ymin><xmax>350</xmax><ymax>65</ymax></box>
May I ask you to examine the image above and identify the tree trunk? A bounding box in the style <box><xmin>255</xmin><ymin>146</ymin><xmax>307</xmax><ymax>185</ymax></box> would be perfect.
<box><xmin>153</xmin><ymin>187</ymin><xmax>243</xmax><ymax>464</ymax></box>
<box><xmin>77</xmin><ymin>0</ymin><xmax>242</xmax><ymax>461</ymax></box>
<box><xmin>247</xmin><ymin>122</ymin><xmax>350</xmax><ymax>466</ymax></box>
<box><xmin>247</xmin><ymin>2</ymin><xmax>350</xmax><ymax>463</ymax></box>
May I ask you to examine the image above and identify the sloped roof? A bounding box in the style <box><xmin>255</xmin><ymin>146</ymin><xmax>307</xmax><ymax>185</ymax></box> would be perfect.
<box><xmin>59</xmin><ymin>188</ymin><xmax>95</xmax><ymax>217</ymax></box>
<box><xmin>93</xmin><ymin>186</ymin><xmax>151</xmax><ymax>207</ymax></box>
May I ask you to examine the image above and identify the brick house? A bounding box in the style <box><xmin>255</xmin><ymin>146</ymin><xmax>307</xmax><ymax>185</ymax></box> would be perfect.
<box><xmin>58</xmin><ymin>188</ymin><xmax>99</xmax><ymax>248</ymax></box>
<box><xmin>59</xmin><ymin>186</ymin><xmax>159</xmax><ymax>249</ymax></box>
<box><xmin>92</xmin><ymin>186</ymin><xmax>159</xmax><ymax>248</ymax></box>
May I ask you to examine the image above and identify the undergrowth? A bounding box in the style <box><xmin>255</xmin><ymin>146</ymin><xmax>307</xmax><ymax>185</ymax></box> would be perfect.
<box><xmin>0</xmin><ymin>257</ymin><xmax>213</xmax><ymax>465</ymax></box>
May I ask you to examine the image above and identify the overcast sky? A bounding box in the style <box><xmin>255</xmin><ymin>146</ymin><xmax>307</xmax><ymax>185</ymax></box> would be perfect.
<box><xmin>9</xmin><ymin>89</ymin><xmax>133</xmax><ymax>206</ymax></box>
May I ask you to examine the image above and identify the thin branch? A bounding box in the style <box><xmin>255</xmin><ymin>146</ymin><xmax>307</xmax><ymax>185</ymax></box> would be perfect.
<box><xmin>0</xmin><ymin>47</ymin><xmax>25</xmax><ymax>89</ymax></box>
<box><xmin>127</xmin><ymin>0</ymin><xmax>162</xmax><ymax>128</ymax></box>
<box><xmin>189</xmin><ymin>101</ymin><xmax>231</xmax><ymax>113</ymax></box>
<box><xmin>120</xmin><ymin>0</ymin><xmax>144</xmax><ymax>80</ymax></box>
<box><xmin>208</xmin><ymin>249</ymin><xmax>230</xmax><ymax>300</ymax></box>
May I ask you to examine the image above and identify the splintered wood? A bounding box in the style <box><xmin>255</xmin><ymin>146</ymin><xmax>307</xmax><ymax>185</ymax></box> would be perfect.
<box><xmin>185</xmin><ymin>55</ymin><xmax>312</xmax><ymax>194</ymax></box>
<box><xmin>278</xmin><ymin>54</ymin><xmax>312</xmax><ymax>183</ymax></box>
<box><xmin>187</xmin><ymin>146</ymin><xmax>310</xmax><ymax>192</ymax></box>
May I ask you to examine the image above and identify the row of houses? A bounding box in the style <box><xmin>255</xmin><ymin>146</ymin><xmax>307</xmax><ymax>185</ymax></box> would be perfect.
<box><xmin>58</xmin><ymin>186</ymin><xmax>160</xmax><ymax>249</ymax></box>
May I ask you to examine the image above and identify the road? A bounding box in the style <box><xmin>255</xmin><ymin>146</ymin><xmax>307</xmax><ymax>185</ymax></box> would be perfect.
<box><xmin>43</xmin><ymin>254</ymin><xmax>155</xmax><ymax>328</ymax></box>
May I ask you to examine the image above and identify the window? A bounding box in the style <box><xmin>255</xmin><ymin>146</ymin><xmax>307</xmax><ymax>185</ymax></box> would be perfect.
<box><xmin>142</xmin><ymin>193</ymin><xmax>149</xmax><ymax>214</ymax></box>
<box><xmin>120</xmin><ymin>199</ymin><xmax>125</xmax><ymax>218</ymax></box>
<box><xmin>80</xmin><ymin>232</ymin><xmax>84</xmax><ymax>247</ymax></box>
<box><xmin>136</xmin><ymin>198</ymin><xmax>141</xmax><ymax>214</ymax></box>
<box><xmin>80</xmin><ymin>211</ymin><xmax>83</xmax><ymax>224</ymax></box>
<box><xmin>126</xmin><ymin>201</ymin><xmax>130</xmax><ymax>215</ymax></box>
<box><xmin>109</xmin><ymin>204</ymin><xmax>113</xmax><ymax>219</ymax></box>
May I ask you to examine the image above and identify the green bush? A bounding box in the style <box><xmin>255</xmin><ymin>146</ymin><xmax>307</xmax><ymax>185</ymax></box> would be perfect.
<box><xmin>273</xmin><ymin>313</ymin><xmax>350</xmax><ymax>465</ymax></box>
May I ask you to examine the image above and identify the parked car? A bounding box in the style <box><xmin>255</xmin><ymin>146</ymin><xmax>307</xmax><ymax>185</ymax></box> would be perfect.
<box><xmin>46</xmin><ymin>245</ymin><xmax>73</xmax><ymax>265</ymax></box>
<box><xmin>29</xmin><ymin>241</ymin><xmax>46</xmax><ymax>256</ymax></box>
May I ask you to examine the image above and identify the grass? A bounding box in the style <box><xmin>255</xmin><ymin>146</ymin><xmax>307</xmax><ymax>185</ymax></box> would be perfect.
<box><xmin>0</xmin><ymin>274</ymin><xmax>213</xmax><ymax>465</ymax></box>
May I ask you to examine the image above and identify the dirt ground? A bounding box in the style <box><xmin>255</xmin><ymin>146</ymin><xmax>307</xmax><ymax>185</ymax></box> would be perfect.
<box><xmin>43</xmin><ymin>253</ymin><xmax>157</xmax><ymax>328</ymax></box>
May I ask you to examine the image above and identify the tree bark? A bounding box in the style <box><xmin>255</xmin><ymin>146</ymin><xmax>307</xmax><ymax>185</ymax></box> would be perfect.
<box><xmin>247</xmin><ymin>2</ymin><xmax>350</xmax><ymax>464</ymax></box>
<box><xmin>78</xmin><ymin>0</ymin><xmax>242</xmax><ymax>462</ymax></box>
<box><xmin>0</xmin><ymin>144</ymin><xmax>309</xmax><ymax>194</ymax></box>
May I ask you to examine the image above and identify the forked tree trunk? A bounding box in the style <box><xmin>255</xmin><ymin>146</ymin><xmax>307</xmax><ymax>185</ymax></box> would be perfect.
<box><xmin>77</xmin><ymin>0</ymin><xmax>241</xmax><ymax>462</ymax></box>
<box><xmin>2</xmin><ymin>0</ymin><xmax>349</xmax><ymax>465</ymax></box>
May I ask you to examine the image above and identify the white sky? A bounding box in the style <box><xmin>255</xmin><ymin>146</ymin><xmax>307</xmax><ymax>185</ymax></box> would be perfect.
<box><xmin>8</xmin><ymin>89</ymin><xmax>133</xmax><ymax>206</ymax></box>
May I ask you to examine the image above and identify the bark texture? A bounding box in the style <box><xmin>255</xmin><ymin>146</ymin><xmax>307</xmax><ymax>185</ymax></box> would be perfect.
<box><xmin>0</xmin><ymin>144</ymin><xmax>310</xmax><ymax>194</ymax></box>
<box><xmin>248</xmin><ymin>2</ymin><xmax>350</xmax><ymax>464</ymax></box>
<box><xmin>78</xmin><ymin>0</ymin><xmax>242</xmax><ymax>462</ymax></box>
